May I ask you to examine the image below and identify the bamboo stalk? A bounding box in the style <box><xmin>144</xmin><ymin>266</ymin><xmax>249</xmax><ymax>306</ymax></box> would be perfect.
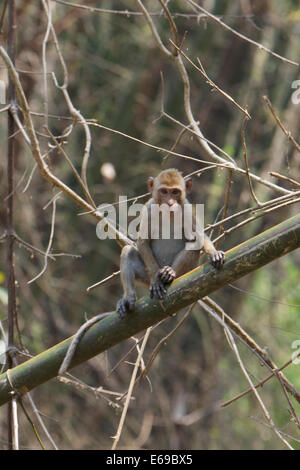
<box><xmin>0</xmin><ymin>213</ymin><xmax>300</xmax><ymax>406</ymax></box>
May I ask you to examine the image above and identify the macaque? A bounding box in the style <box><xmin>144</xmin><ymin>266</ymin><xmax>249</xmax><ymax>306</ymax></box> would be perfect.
<box><xmin>117</xmin><ymin>168</ymin><xmax>225</xmax><ymax>317</ymax></box>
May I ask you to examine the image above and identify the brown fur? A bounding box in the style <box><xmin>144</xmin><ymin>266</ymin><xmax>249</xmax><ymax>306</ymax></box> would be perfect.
<box><xmin>116</xmin><ymin>169</ymin><xmax>225</xmax><ymax>318</ymax></box>
<box><xmin>155</xmin><ymin>168</ymin><xmax>184</xmax><ymax>187</ymax></box>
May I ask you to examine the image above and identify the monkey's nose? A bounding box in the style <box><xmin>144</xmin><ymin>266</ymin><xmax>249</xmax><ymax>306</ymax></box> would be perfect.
<box><xmin>168</xmin><ymin>199</ymin><xmax>175</xmax><ymax>206</ymax></box>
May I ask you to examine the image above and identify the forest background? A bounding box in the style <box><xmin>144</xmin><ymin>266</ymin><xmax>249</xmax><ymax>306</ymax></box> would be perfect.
<box><xmin>0</xmin><ymin>0</ymin><xmax>300</xmax><ymax>450</ymax></box>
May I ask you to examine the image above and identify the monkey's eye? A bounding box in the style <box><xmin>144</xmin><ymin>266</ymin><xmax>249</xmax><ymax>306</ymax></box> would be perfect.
<box><xmin>172</xmin><ymin>189</ymin><xmax>181</xmax><ymax>196</ymax></box>
<box><xmin>160</xmin><ymin>188</ymin><xmax>168</xmax><ymax>195</ymax></box>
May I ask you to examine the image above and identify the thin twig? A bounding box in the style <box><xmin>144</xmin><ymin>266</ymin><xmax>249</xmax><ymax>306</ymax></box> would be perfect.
<box><xmin>186</xmin><ymin>0</ymin><xmax>298</xmax><ymax>67</ymax></box>
<box><xmin>270</xmin><ymin>172</ymin><xmax>300</xmax><ymax>189</ymax></box>
<box><xmin>14</xmin><ymin>232</ymin><xmax>56</xmax><ymax>260</ymax></box>
<box><xmin>89</xmin><ymin>120</ymin><xmax>233</xmax><ymax>167</ymax></box>
<box><xmin>157</xmin><ymin>0</ymin><xmax>179</xmax><ymax>55</ymax></box>
<box><xmin>41</xmin><ymin>0</ymin><xmax>94</xmax><ymax>205</ymax></box>
<box><xmin>90</xmin><ymin>119</ymin><xmax>291</xmax><ymax>195</ymax></box>
<box><xmin>272</xmin><ymin>369</ymin><xmax>300</xmax><ymax>430</ymax></box>
<box><xmin>221</xmin><ymin>351</ymin><xmax>300</xmax><ymax>408</ymax></box>
<box><xmin>161</xmin><ymin>110</ymin><xmax>290</xmax><ymax>194</ymax></box>
<box><xmin>139</xmin><ymin>304</ymin><xmax>196</xmax><ymax>381</ymax></box>
<box><xmin>53</xmin><ymin>0</ymin><xmax>254</xmax><ymax>20</ymax></box>
<box><xmin>202</xmin><ymin>298</ymin><xmax>300</xmax><ymax>404</ymax></box>
<box><xmin>18</xmin><ymin>398</ymin><xmax>46</xmax><ymax>450</ymax></box>
<box><xmin>44</xmin><ymin>126</ymin><xmax>93</xmax><ymax>204</ymax></box>
<box><xmin>42</xmin><ymin>0</ymin><xmax>52</xmax><ymax>127</ymax></box>
<box><xmin>111</xmin><ymin>328</ymin><xmax>152</xmax><ymax>450</ymax></box>
<box><xmin>26</xmin><ymin>393</ymin><xmax>59</xmax><ymax>450</ymax></box>
<box><xmin>162</xmin><ymin>124</ymin><xmax>192</xmax><ymax>169</ymax></box>
<box><xmin>229</xmin><ymin>283</ymin><xmax>300</xmax><ymax>308</ymax></box>
<box><xmin>224</xmin><ymin>323</ymin><xmax>293</xmax><ymax>449</ymax></box>
<box><xmin>199</xmin><ymin>300</ymin><xmax>294</xmax><ymax>449</ymax></box>
<box><xmin>136</xmin><ymin>0</ymin><xmax>172</xmax><ymax>58</ymax></box>
<box><xmin>87</xmin><ymin>271</ymin><xmax>121</xmax><ymax>292</ymax></box>
<box><xmin>213</xmin><ymin>195</ymin><xmax>300</xmax><ymax>245</ymax></box>
<box><xmin>206</xmin><ymin>187</ymin><xmax>300</xmax><ymax>233</ymax></box>
<box><xmin>57</xmin><ymin>375</ymin><xmax>122</xmax><ymax>409</ymax></box>
<box><xmin>241</xmin><ymin>115</ymin><xmax>261</xmax><ymax>206</ymax></box>
<box><xmin>216</xmin><ymin>169</ymin><xmax>232</xmax><ymax>249</ymax></box>
<box><xmin>263</xmin><ymin>96</ymin><xmax>300</xmax><ymax>153</ymax></box>
<box><xmin>250</xmin><ymin>416</ymin><xmax>300</xmax><ymax>444</ymax></box>
<box><xmin>169</xmin><ymin>39</ymin><xmax>250</xmax><ymax>118</ymax></box>
<box><xmin>28</xmin><ymin>194</ymin><xmax>60</xmax><ymax>285</ymax></box>
<box><xmin>0</xmin><ymin>45</ymin><xmax>133</xmax><ymax>246</ymax></box>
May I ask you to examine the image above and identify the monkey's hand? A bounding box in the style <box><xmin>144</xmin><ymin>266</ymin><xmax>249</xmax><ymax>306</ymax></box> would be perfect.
<box><xmin>117</xmin><ymin>295</ymin><xmax>137</xmax><ymax>319</ymax></box>
<box><xmin>150</xmin><ymin>266</ymin><xmax>176</xmax><ymax>300</ymax></box>
<box><xmin>210</xmin><ymin>250</ymin><xmax>225</xmax><ymax>269</ymax></box>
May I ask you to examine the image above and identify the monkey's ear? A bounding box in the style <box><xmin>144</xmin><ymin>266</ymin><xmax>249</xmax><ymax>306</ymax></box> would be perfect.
<box><xmin>147</xmin><ymin>177</ymin><xmax>154</xmax><ymax>193</ymax></box>
<box><xmin>185</xmin><ymin>177</ymin><xmax>192</xmax><ymax>193</ymax></box>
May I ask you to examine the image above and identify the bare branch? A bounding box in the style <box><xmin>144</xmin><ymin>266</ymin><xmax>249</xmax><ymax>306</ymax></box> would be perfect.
<box><xmin>139</xmin><ymin>304</ymin><xmax>196</xmax><ymax>381</ymax></box>
<box><xmin>202</xmin><ymin>297</ymin><xmax>300</xmax><ymax>404</ymax></box>
<box><xmin>241</xmin><ymin>115</ymin><xmax>261</xmax><ymax>206</ymax></box>
<box><xmin>169</xmin><ymin>39</ymin><xmax>250</xmax><ymax>118</ymax></box>
<box><xmin>45</xmin><ymin>126</ymin><xmax>94</xmax><ymax>206</ymax></box>
<box><xmin>263</xmin><ymin>96</ymin><xmax>300</xmax><ymax>153</ymax></box>
<box><xmin>199</xmin><ymin>300</ymin><xmax>294</xmax><ymax>449</ymax></box>
<box><xmin>136</xmin><ymin>0</ymin><xmax>173</xmax><ymax>58</ymax></box>
<box><xmin>221</xmin><ymin>351</ymin><xmax>300</xmax><ymax>408</ymax></box>
<box><xmin>270</xmin><ymin>172</ymin><xmax>300</xmax><ymax>189</ymax></box>
<box><xmin>87</xmin><ymin>271</ymin><xmax>121</xmax><ymax>292</ymax></box>
<box><xmin>111</xmin><ymin>328</ymin><xmax>152</xmax><ymax>450</ymax></box>
<box><xmin>41</xmin><ymin>0</ymin><xmax>93</xmax><ymax>203</ymax></box>
<box><xmin>186</xmin><ymin>0</ymin><xmax>299</xmax><ymax>67</ymax></box>
<box><xmin>28</xmin><ymin>193</ymin><xmax>60</xmax><ymax>284</ymax></box>
<box><xmin>157</xmin><ymin>0</ymin><xmax>179</xmax><ymax>55</ymax></box>
<box><xmin>53</xmin><ymin>0</ymin><xmax>254</xmax><ymax>21</ymax></box>
<box><xmin>0</xmin><ymin>45</ymin><xmax>133</xmax><ymax>247</ymax></box>
<box><xmin>14</xmin><ymin>232</ymin><xmax>55</xmax><ymax>260</ymax></box>
<box><xmin>216</xmin><ymin>169</ymin><xmax>233</xmax><ymax>249</ymax></box>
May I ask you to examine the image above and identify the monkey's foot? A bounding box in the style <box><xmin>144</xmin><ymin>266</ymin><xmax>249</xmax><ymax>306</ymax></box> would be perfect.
<box><xmin>150</xmin><ymin>279</ymin><xmax>167</xmax><ymax>300</ymax></box>
<box><xmin>117</xmin><ymin>295</ymin><xmax>136</xmax><ymax>319</ymax></box>
<box><xmin>158</xmin><ymin>266</ymin><xmax>176</xmax><ymax>285</ymax></box>
<box><xmin>211</xmin><ymin>251</ymin><xmax>225</xmax><ymax>269</ymax></box>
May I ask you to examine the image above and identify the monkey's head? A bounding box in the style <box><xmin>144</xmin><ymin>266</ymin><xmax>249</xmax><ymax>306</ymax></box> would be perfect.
<box><xmin>147</xmin><ymin>169</ymin><xmax>192</xmax><ymax>207</ymax></box>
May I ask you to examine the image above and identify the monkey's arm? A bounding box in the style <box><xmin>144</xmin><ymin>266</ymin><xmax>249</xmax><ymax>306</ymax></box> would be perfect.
<box><xmin>171</xmin><ymin>236</ymin><xmax>224</xmax><ymax>275</ymax></box>
<box><xmin>189</xmin><ymin>210</ymin><xmax>225</xmax><ymax>269</ymax></box>
<box><xmin>203</xmin><ymin>234</ymin><xmax>225</xmax><ymax>268</ymax></box>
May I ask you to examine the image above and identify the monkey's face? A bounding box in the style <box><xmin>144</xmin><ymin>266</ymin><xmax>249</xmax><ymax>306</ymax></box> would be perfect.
<box><xmin>147</xmin><ymin>170</ymin><xmax>192</xmax><ymax>208</ymax></box>
<box><xmin>156</xmin><ymin>186</ymin><xmax>183</xmax><ymax>208</ymax></box>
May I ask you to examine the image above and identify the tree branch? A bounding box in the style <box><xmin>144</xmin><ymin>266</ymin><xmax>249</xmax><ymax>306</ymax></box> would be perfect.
<box><xmin>1</xmin><ymin>213</ymin><xmax>300</xmax><ymax>406</ymax></box>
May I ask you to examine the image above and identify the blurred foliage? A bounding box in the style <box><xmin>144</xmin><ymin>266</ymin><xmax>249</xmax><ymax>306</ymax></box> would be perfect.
<box><xmin>0</xmin><ymin>0</ymin><xmax>300</xmax><ymax>450</ymax></box>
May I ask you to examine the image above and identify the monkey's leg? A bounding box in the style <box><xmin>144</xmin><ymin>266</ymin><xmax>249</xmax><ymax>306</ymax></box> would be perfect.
<box><xmin>152</xmin><ymin>249</ymin><xmax>200</xmax><ymax>298</ymax></box>
<box><xmin>158</xmin><ymin>266</ymin><xmax>176</xmax><ymax>285</ymax></box>
<box><xmin>117</xmin><ymin>246</ymin><xmax>148</xmax><ymax>318</ymax></box>
<box><xmin>171</xmin><ymin>249</ymin><xmax>200</xmax><ymax>277</ymax></box>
